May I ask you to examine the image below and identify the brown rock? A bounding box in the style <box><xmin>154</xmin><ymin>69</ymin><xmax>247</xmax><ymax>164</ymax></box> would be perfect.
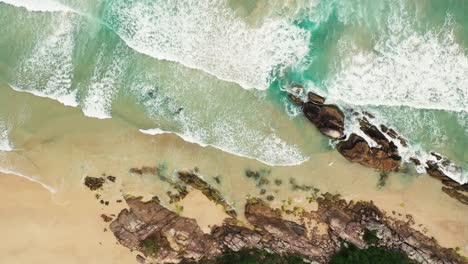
<box><xmin>303</xmin><ymin>102</ymin><xmax>345</xmax><ymax>139</ymax></box>
<box><xmin>337</xmin><ymin>134</ymin><xmax>401</xmax><ymax>171</ymax></box>
<box><xmin>109</xmin><ymin>194</ymin><xmax>465</xmax><ymax>264</ymax></box>
<box><xmin>101</xmin><ymin>214</ymin><xmax>113</xmax><ymax>222</ymax></box>
<box><xmin>308</xmin><ymin>92</ymin><xmax>326</xmax><ymax>104</ymax></box>
<box><xmin>441</xmin><ymin>187</ymin><xmax>468</xmax><ymax>205</ymax></box>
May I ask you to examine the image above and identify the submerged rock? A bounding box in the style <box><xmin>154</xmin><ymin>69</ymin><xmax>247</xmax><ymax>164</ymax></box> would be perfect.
<box><xmin>177</xmin><ymin>170</ymin><xmax>237</xmax><ymax>218</ymax></box>
<box><xmin>442</xmin><ymin>187</ymin><xmax>468</xmax><ymax>205</ymax></box>
<box><xmin>84</xmin><ymin>176</ymin><xmax>105</xmax><ymax>191</ymax></box>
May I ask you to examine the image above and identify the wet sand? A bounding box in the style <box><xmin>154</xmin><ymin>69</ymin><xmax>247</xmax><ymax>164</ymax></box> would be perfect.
<box><xmin>0</xmin><ymin>86</ymin><xmax>467</xmax><ymax>262</ymax></box>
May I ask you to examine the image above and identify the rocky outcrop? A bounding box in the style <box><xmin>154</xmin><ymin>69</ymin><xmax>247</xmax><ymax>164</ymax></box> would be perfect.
<box><xmin>110</xmin><ymin>194</ymin><xmax>464</xmax><ymax>264</ymax></box>
<box><xmin>308</xmin><ymin>92</ymin><xmax>326</xmax><ymax>105</ymax></box>
<box><xmin>110</xmin><ymin>197</ymin><xmax>220</xmax><ymax>263</ymax></box>
<box><xmin>303</xmin><ymin>102</ymin><xmax>346</xmax><ymax>139</ymax></box>
<box><xmin>337</xmin><ymin>134</ymin><xmax>401</xmax><ymax>172</ymax></box>
<box><xmin>176</xmin><ymin>170</ymin><xmax>237</xmax><ymax>218</ymax></box>
<box><xmin>287</xmin><ymin>86</ymin><xmax>467</xmax><ymax>204</ymax></box>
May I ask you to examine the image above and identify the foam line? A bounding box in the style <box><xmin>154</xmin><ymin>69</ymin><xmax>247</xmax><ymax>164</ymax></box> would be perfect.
<box><xmin>0</xmin><ymin>167</ymin><xmax>58</xmax><ymax>193</ymax></box>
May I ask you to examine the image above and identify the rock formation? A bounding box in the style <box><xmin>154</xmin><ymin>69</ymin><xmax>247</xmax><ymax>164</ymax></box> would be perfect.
<box><xmin>109</xmin><ymin>194</ymin><xmax>464</xmax><ymax>264</ymax></box>
<box><xmin>336</xmin><ymin>134</ymin><xmax>401</xmax><ymax>172</ymax></box>
<box><xmin>286</xmin><ymin>85</ymin><xmax>467</xmax><ymax>204</ymax></box>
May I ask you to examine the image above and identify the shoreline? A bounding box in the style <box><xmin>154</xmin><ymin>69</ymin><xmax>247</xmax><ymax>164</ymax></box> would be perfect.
<box><xmin>0</xmin><ymin>84</ymin><xmax>466</xmax><ymax>262</ymax></box>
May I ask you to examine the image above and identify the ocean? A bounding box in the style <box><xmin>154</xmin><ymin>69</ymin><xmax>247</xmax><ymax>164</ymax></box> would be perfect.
<box><xmin>0</xmin><ymin>0</ymin><xmax>466</xmax><ymax>190</ymax></box>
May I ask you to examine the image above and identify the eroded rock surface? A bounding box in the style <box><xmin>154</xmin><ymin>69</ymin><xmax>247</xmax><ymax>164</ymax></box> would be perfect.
<box><xmin>337</xmin><ymin>134</ymin><xmax>401</xmax><ymax>172</ymax></box>
<box><xmin>110</xmin><ymin>194</ymin><xmax>464</xmax><ymax>264</ymax></box>
<box><xmin>303</xmin><ymin>102</ymin><xmax>345</xmax><ymax>139</ymax></box>
<box><xmin>287</xmin><ymin>87</ymin><xmax>467</xmax><ymax>204</ymax></box>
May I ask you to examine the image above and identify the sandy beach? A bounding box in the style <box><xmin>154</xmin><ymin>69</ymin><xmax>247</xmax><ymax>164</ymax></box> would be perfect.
<box><xmin>0</xmin><ymin>172</ymin><xmax>137</xmax><ymax>264</ymax></box>
<box><xmin>0</xmin><ymin>88</ymin><xmax>466</xmax><ymax>261</ymax></box>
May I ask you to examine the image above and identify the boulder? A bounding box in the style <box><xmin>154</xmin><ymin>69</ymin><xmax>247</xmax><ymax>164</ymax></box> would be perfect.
<box><xmin>337</xmin><ymin>134</ymin><xmax>401</xmax><ymax>171</ymax></box>
<box><xmin>303</xmin><ymin>102</ymin><xmax>345</xmax><ymax>139</ymax></box>
<box><xmin>308</xmin><ymin>92</ymin><xmax>326</xmax><ymax>104</ymax></box>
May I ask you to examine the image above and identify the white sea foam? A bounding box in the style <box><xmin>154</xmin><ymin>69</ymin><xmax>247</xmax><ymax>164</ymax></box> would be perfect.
<box><xmin>0</xmin><ymin>0</ymin><xmax>73</xmax><ymax>12</ymax></box>
<box><xmin>104</xmin><ymin>0</ymin><xmax>310</xmax><ymax>90</ymax></box>
<box><xmin>342</xmin><ymin>110</ymin><xmax>468</xmax><ymax>184</ymax></box>
<box><xmin>13</xmin><ymin>13</ymin><xmax>79</xmax><ymax>107</ymax></box>
<box><xmin>326</xmin><ymin>17</ymin><xmax>468</xmax><ymax>113</ymax></box>
<box><xmin>140</xmin><ymin>127</ymin><xmax>308</xmax><ymax>167</ymax></box>
<box><xmin>0</xmin><ymin>167</ymin><xmax>57</xmax><ymax>193</ymax></box>
<box><xmin>81</xmin><ymin>44</ymin><xmax>128</xmax><ymax>119</ymax></box>
<box><xmin>0</xmin><ymin>120</ymin><xmax>13</xmax><ymax>151</ymax></box>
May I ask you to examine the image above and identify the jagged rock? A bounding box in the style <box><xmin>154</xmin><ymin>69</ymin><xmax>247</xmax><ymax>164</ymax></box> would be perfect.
<box><xmin>110</xmin><ymin>194</ymin><xmax>464</xmax><ymax>264</ymax></box>
<box><xmin>308</xmin><ymin>92</ymin><xmax>326</xmax><ymax>105</ymax></box>
<box><xmin>337</xmin><ymin>134</ymin><xmax>401</xmax><ymax>171</ymax></box>
<box><xmin>441</xmin><ymin>187</ymin><xmax>468</xmax><ymax>205</ymax></box>
<box><xmin>177</xmin><ymin>170</ymin><xmax>237</xmax><ymax>218</ymax></box>
<box><xmin>387</xmin><ymin>128</ymin><xmax>398</xmax><ymax>139</ymax></box>
<box><xmin>359</xmin><ymin>118</ymin><xmax>397</xmax><ymax>152</ymax></box>
<box><xmin>303</xmin><ymin>102</ymin><xmax>345</xmax><ymax>139</ymax></box>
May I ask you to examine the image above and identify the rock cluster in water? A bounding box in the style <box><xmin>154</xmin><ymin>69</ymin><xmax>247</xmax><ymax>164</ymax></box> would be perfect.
<box><xmin>109</xmin><ymin>192</ymin><xmax>464</xmax><ymax>264</ymax></box>
<box><xmin>287</xmin><ymin>85</ymin><xmax>467</xmax><ymax>205</ymax></box>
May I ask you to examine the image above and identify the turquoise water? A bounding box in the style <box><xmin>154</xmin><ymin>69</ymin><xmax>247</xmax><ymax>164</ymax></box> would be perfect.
<box><xmin>0</xmin><ymin>0</ymin><xmax>466</xmax><ymax>182</ymax></box>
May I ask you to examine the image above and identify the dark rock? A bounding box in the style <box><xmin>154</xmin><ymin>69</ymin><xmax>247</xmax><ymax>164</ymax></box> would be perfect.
<box><xmin>213</xmin><ymin>176</ymin><xmax>221</xmax><ymax>184</ymax></box>
<box><xmin>274</xmin><ymin>179</ymin><xmax>282</xmax><ymax>186</ymax></box>
<box><xmin>266</xmin><ymin>195</ymin><xmax>275</xmax><ymax>201</ymax></box>
<box><xmin>107</xmin><ymin>175</ymin><xmax>116</xmax><ymax>183</ymax></box>
<box><xmin>337</xmin><ymin>134</ymin><xmax>401</xmax><ymax>172</ymax></box>
<box><xmin>441</xmin><ymin>187</ymin><xmax>468</xmax><ymax>205</ymax></box>
<box><xmin>245</xmin><ymin>169</ymin><xmax>260</xmax><ymax>179</ymax></box>
<box><xmin>359</xmin><ymin>118</ymin><xmax>395</xmax><ymax>151</ymax></box>
<box><xmin>380</xmin><ymin>124</ymin><xmax>389</xmax><ymax>133</ymax></box>
<box><xmin>258</xmin><ymin>178</ymin><xmax>270</xmax><ymax>186</ymax></box>
<box><xmin>129</xmin><ymin>167</ymin><xmax>158</xmax><ymax>175</ymax></box>
<box><xmin>101</xmin><ymin>214</ymin><xmax>113</xmax><ymax>222</ymax></box>
<box><xmin>177</xmin><ymin>170</ymin><xmax>237</xmax><ymax>218</ymax></box>
<box><xmin>398</xmin><ymin>136</ymin><xmax>408</xmax><ymax>147</ymax></box>
<box><xmin>363</xmin><ymin>111</ymin><xmax>375</xmax><ymax>119</ymax></box>
<box><xmin>307</xmin><ymin>92</ymin><xmax>326</xmax><ymax>105</ymax></box>
<box><xmin>303</xmin><ymin>102</ymin><xmax>345</xmax><ymax>139</ymax></box>
<box><xmin>410</xmin><ymin>158</ymin><xmax>421</xmax><ymax>166</ymax></box>
<box><xmin>430</xmin><ymin>152</ymin><xmax>443</xmax><ymax>160</ymax></box>
<box><xmin>260</xmin><ymin>189</ymin><xmax>266</xmax><ymax>195</ymax></box>
<box><xmin>84</xmin><ymin>176</ymin><xmax>105</xmax><ymax>191</ymax></box>
<box><xmin>387</xmin><ymin>128</ymin><xmax>398</xmax><ymax>139</ymax></box>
